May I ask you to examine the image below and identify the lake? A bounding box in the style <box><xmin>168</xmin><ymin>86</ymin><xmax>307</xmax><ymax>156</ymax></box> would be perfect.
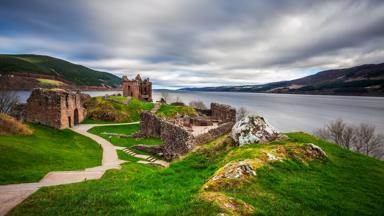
<box><xmin>15</xmin><ymin>90</ymin><xmax>384</xmax><ymax>134</ymax></box>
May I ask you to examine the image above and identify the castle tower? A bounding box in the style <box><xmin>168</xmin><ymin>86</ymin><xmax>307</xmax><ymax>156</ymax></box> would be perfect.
<box><xmin>122</xmin><ymin>74</ymin><xmax>152</xmax><ymax>102</ymax></box>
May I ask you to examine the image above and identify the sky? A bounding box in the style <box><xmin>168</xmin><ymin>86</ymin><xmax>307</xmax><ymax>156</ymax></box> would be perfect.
<box><xmin>0</xmin><ymin>0</ymin><xmax>384</xmax><ymax>89</ymax></box>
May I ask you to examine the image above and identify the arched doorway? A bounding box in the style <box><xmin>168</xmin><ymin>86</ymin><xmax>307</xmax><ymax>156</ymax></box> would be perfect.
<box><xmin>74</xmin><ymin>109</ymin><xmax>79</xmax><ymax>125</ymax></box>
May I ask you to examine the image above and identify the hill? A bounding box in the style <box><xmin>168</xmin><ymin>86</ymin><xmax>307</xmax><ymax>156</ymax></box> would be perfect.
<box><xmin>0</xmin><ymin>54</ymin><xmax>121</xmax><ymax>89</ymax></box>
<box><xmin>8</xmin><ymin>132</ymin><xmax>384</xmax><ymax>215</ymax></box>
<box><xmin>180</xmin><ymin>63</ymin><xmax>384</xmax><ymax>96</ymax></box>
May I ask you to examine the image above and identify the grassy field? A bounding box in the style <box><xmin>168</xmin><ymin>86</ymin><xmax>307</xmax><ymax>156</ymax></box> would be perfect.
<box><xmin>37</xmin><ymin>78</ymin><xmax>65</xmax><ymax>87</ymax></box>
<box><xmin>88</xmin><ymin>124</ymin><xmax>162</xmax><ymax>147</ymax></box>
<box><xmin>9</xmin><ymin>133</ymin><xmax>384</xmax><ymax>215</ymax></box>
<box><xmin>156</xmin><ymin>104</ymin><xmax>198</xmax><ymax>118</ymax></box>
<box><xmin>84</xmin><ymin>97</ymin><xmax>154</xmax><ymax>123</ymax></box>
<box><xmin>0</xmin><ymin>124</ymin><xmax>102</xmax><ymax>185</ymax></box>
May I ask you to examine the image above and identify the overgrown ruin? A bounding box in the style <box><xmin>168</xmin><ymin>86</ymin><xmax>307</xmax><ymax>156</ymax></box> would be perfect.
<box><xmin>122</xmin><ymin>74</ymin><xmax>152</xmax><ymax>102</ymax></box>
<box><xmin>11</xmin><ymin>88</ymin><xmax>88</xmax><ymax>129</ymax></box>
<box><xmin>136</xmin><ymin>103</ymin><xmax>236</xmax><ymax>160</ymax></box>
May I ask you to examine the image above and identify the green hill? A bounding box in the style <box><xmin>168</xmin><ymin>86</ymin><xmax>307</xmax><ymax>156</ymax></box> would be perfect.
<box><xmin>0</xmin><ymin>54</ymin><xmax>121</xmax><ymax>87</ymax></box>
<box><xmin>9</xmin><ymin>132</ymin><xmax>384</xmax><ymax>215</ymax></box>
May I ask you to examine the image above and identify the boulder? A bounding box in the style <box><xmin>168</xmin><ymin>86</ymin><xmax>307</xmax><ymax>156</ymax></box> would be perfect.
<box><xmin>231</xmin><ymin>115</ymin><xmax>280</xmax><ymax>146</ymax></box>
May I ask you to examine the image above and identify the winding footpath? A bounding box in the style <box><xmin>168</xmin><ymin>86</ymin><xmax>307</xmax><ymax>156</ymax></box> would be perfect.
<box><xmin>0</xmin><ymin>122</ymin><xmax>136</xmax><ymax>216</ymax></box>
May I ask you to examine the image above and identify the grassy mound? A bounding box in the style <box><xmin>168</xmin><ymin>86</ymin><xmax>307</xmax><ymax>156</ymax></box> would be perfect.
<box><xmin>156</xmin><ymin>103</ymin><xmax>198</xmax><ymax>118</ymax></box>
<box><xmin>9</xmin><ymin>133</ymin><xmax>384</xmax><ymax>215</ymax></box>
<box><xmin>0</xmin><ymin>114</ymin><xmax>33</xmax><ymax>135</ymax></box>
<box><xmin>84</xmin><ymin>97</ymin><xmax>154</xmax><ymax>123</ymax></box>
<box><xmin>0</xmin><ymin>124</ymin><xmax>102</xmax><ymax>185</ymax></box>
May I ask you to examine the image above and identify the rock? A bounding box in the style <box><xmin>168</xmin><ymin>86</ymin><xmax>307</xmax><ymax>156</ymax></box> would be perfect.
<box><xmin>304</xmin><ymin>143</ymin><xmax>327</xmax><ymax>159</ymax></box>
<box><xmin>231</xmin><ymin>115</ymin><xmax>280</xmax><ymax>146</ymax></box>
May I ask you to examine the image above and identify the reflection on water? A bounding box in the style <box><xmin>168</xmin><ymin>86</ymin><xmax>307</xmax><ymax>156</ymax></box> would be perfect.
<box><xmin>14</xmin><ymin>90</ymin><xmax>384</xmax><ymax>134</ymax></box>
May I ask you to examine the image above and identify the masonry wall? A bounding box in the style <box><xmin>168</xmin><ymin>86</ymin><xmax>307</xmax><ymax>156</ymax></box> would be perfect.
<box><xmin>139</xmin><ymin>111</ymin><xmax>162</xmax><ymax>137</ymax></box>
<box><xmin>23</xmin><ymin>88</ymin><xmax>86</xmax><ymax>129</ymax></box>
<box><xmin>137</xmin><ymin>111</ymin><xmax>236</xmax><ymax>160</ymax></box>
<box><xmin>160</xmin><ymin>121</ymin><xmax>194</xmax><ymax>160</ymax></box>
<box><xmin>193</xmin><ymin>122</ymin><xmax>235</xmax><ymax>145</ymax></box>
<box><xmin>211</xmin><ymin>103</ymin><xmax>236</xmax><ymax>123</ymax></box>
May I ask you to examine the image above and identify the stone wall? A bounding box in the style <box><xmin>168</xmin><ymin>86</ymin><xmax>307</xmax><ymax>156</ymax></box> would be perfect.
<box><xmin>139</xmin><ymin>111</ymin><xmax>163</xmax><ymax>138</ymax></box>
<box><xmin>21</xmin><ymin>88</ymin><xmax>86</xmax><ymax>129</ymax></box>
<box><xmin>193</xmin><ymin>122</ymin><xmax>235</xmax><ymax>145</ymax></box>
<box><xmin>160</xmin><ymin>121</ymin><xmax>194</xmax><ymax>160</ymax></box>
<box><xmin>211</xmin><ymin>103</ymin><xmax>236</xmax><ymax>123</ymax></box>
<box><xmin>137</xmin><ymin>111</ymin><xmax>235</xmax><ymax>160</ymax></box>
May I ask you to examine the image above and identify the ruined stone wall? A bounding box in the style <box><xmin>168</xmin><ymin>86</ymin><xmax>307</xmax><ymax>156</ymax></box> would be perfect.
<box><xmin>160</xmin><ymin>121</ymin><xmax>194</xmax><ymax>160</ymax></box>
<box><xmin>122</xmin><ymin>75</ymin><xmax>152</xmax><ymax>101</ymax></box>
<box><xmin>139</xmin><ymin>111</ymin><xmax>163</xmax><ymax>138</ymax></box>
<box><xmin>23</xmin><ymin>88</ymin><xmax>86</xmax><ymax>129</ymax></box>
<box><xmin>193</xmin><ymin>122</ymin><xmax>234</xmax><ymax>145</ymax></box>
<box><xmin>211</xmin><ymin>103</ymin><xmax>236</xmax><ymax>123</ymax></box>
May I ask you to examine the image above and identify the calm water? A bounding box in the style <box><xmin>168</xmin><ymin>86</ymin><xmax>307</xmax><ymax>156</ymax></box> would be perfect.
<box><xmin>15</xmin><ymin>90</ymin><xmax>384</xmax><ymax>134</ymax></box>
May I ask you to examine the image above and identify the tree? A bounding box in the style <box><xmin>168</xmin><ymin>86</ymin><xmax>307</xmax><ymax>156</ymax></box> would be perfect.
<box><xmin>315</xmin><ymin>120</ymin><xmax>384</xmax><ymax>160</ymax></box>
<box><xmin>0</xmin><ymin>88</ymin><xmax>19</xmax><ymax>114</ymax></box>
<box><xmin>237</xmin><ymin>107</ymin><xmax>249</xmax><ymax>121</ymax></box>
<box><xmin>189</xmin><ymin>100</ymin><xmax>207</xmax><ymax>109</ymax></box>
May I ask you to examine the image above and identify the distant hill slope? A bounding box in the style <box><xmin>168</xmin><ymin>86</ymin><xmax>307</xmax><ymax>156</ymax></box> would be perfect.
<box><xmin>181</xmin><ymin>63</ymin><xmax>384</xmax><ymax>96</ymax></box>
<box><xmin>0</xmin><ymin>54</ymin><xmax>121</xmax><ymax>88</ymax></box>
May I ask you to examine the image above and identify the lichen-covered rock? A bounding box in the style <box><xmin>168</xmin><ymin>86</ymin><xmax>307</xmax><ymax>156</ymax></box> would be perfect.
<box><xmin>200</xmin><ymin>192</ymin><xmax>255</xmax><ymax>215</ymax></box>
<box><xmin>231</xmin><ymin>115</ymin><xmax>279</xmax><ymax>146</ymax></box>
<box><xmin>304</xmin><ymin>143</ymin><xmax>327</xmax><ymax>159</ymax></box>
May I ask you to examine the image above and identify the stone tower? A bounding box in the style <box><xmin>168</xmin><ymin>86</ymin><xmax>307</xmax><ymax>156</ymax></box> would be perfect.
<box><xmin>122</xmin><ymin>74</ymin><xmax>152</xmax><ymax>102</ymax></box>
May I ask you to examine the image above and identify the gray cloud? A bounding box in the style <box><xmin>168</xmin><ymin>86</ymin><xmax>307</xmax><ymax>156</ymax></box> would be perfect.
<box><xmin>0</xmin><ymin>0</ymin><xmax>383</xmax><ymax>88</ymax></box>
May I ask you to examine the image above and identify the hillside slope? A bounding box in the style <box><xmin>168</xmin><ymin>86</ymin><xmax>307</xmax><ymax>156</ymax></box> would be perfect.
<box><xmin>0</xmin><ymin>54</ymin><xmax>121</xmax><ymax>88</ymax></box>
<box><xmin>181</xmin><ymin>63</ymin><xmax>384</xmax><ymax>96</ymax></box>
<box><xmin>9</xmin><ymin>133</ymin><xmax>384</xmax><ymax>215</ymax></box>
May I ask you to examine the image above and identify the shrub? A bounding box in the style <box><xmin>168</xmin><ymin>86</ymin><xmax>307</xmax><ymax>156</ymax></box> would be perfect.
<box><xmin>0</xmin><ymin>113</ymin><xmax>33</xmax><ymax>135</ymax></box>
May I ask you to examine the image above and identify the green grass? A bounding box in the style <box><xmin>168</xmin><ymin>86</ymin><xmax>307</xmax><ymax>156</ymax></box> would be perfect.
<box><xmin>0</xmin><ymin>54</ymin><xmax>121</xmax><ymax>86</ymax></box>
<box><xmin>88</xmin><ymin>124</ymin><xmax>162</xmax><ymax>147</ymax></box>
<box><xmin>117</xmin><ymin>150</ymin><xmax>141</xmax><ymax>162</ymax></box>
<box><xmin>0</xmin><ymin>124</ymin><xmax>102</xmax><ymax>185</ymax></box>
<box><xmin>85</xmin><ymin>97</ymin><xmax>154</xmax><ymax>123</ymax></box>
<box><xmin>9</xmin><ymin>133</ymin><xmax>384</xmax><ymax>215</ymax></box>
<box><xmin>108</xmin><ymin>95</ymin><xmax>127</xmax><ymax>103</ymax></box>
<box><xmin>156</xmin><ymin>104</ymin><xmax>198</xmax><ymax>118</ymax></box>
<box><xmin>37</xmin><ymin>78</ymin><xmax>65</xmax><ymax>86</ymax></box>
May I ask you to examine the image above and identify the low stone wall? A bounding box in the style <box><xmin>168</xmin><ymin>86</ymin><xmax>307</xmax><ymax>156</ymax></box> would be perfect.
<box><xmin>137</xmin><ymin>105</ymin><xmax>236</xmax><ymax>161</ymax></box>
<box><xmin>193</xmin><ymin>122</ymin><xmax>234</xmax><ymax>145</ymax></box>
<box><xmin>139</xmin><ymin>111</ymin><xmax>163</xmax><ymax>138</ymax></box>
<box><xmin>211</xmin><ymin>103</ymin><xmax>236</xmax><ymax>123</ymax></box>
<box><xmin>160</xmin><ymin>121</ymin><xmax>194</xmax><ymax>160</ymax></box>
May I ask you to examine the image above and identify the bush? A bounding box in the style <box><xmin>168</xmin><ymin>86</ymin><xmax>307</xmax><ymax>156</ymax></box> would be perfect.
<box><xmin>189</xmin><ymin>100</ymin><xmax>207</xmax><ymax>110</ymax></box>
<box><xmin>0</xmin><ymin>113</ymin><xmax>33</xmax><ymax>135</ymax></box>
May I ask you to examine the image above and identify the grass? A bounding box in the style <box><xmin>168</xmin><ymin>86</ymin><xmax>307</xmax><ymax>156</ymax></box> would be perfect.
<box><xmin>37</xmin><ymin>78</ymin><xmax>65</xmax><ymax>86</ymax></box>
<box><xmin>156</xmin><ymin>104</ymin><xmax>198</xmax><ymax>118</ymax></box>
<box><xmin>84</xmin><ymin>97</ymin><xmax>154</xmax><ymax>123</ymax></box>
<box><xmin>9</xmin><ymin>133</ymin><xmax>384</xmax><ymax>215</ymax></box>
<box><xmin>108</xmin><ymin>95</ymin><xmax>127</xmax><ymax>103</ymax></box>
<box><xmin>0</xmin><ymin>124</ymin><xmax>102</xmax><ymax>185</ymax></box>
<box><xmin>117</xmin><ymin>150</ymin><xmax>141</xmax><ymax>162</ymax></box>
<box><xmin>88</xmin><ymin>123</ymin><xmax>162</xmax><ymax>147</ymax></box>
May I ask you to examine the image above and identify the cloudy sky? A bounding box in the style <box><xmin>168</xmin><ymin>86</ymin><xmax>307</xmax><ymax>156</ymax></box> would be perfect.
<box><xmin>1</xmin><ymin>0</ymin><xmax>384</xmax><ymax>89</ymax></box>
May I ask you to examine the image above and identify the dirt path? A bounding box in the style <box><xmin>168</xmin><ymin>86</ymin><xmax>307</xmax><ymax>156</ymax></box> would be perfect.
<box><xmin>0</xmin><ymin>122</ymin><xmax>136</xmax><ymax>216</ymax></box>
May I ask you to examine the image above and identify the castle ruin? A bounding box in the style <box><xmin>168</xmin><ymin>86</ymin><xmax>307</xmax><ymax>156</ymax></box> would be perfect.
<box><xmin>136</xmin><ymin>103</ymin><xmax>237</xmax><ymax>160</ymax></box>
<box><xmin>12</xmin><ymin>88</ymin><xmax>88</xmax><ymax>129</ymax></box>
<box><xmin>122</xmin><ymin>74</ymin><xmax>152</xmax><ymax>102</ymax></box>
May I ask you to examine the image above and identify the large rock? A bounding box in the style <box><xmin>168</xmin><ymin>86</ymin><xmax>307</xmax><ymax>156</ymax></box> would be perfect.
<box><xmin>231</xmin><ymin>115</ymin><xmax>280</xmax><ymax>146</ymax></box>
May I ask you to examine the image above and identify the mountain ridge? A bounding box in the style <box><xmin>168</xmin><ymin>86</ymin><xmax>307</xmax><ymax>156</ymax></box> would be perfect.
<box><xmin>0</xmin><ymin>54</ymin><xmax>121</xmax><ymax>89</ymax></box>
<box><xmin>180</xmin><ymin>63</ymin><xmax>384</xmax><ymax>96</ymax></box>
